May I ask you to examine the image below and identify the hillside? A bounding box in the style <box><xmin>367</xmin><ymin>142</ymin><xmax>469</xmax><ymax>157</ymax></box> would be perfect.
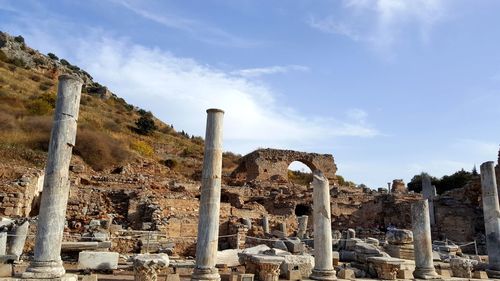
<box><xmin>0</xmin><ymin>31</ymin><xmax>240</xmax><ymax>182</ymax></box>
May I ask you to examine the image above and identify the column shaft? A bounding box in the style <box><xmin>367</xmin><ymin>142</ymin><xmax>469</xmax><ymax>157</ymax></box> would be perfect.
<box><xmin>480</xmin><ymin>162</ymin><xmax>500</xmax><ymax>278</ymax></box>
<box><xmin>310</xmin><ymin>171</ymin><xmax>336</xmax><ymax>281</ymax></box>
<box><xmin>411</xmin><ymin>199</ymin><xmax>438</xmax><ymax>279</ymax></box>
<box><xmin>192</xmin><ymin>109</ymin><xmax>224</xmax><ymax>281</ymax></box>
<box><xmin>24</xmin><ymin>75</ymin><xmax>83</xmax><ymax>279</ymax></box>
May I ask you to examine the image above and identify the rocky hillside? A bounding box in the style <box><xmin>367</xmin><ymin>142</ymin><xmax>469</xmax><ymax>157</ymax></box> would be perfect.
<box><xmin>0</xmin><ymin>31</ymin><xmax>240</xmax><ymax>182</ymax></box>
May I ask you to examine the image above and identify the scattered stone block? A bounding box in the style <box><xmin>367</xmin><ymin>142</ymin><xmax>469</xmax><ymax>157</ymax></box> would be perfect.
<box><xmin>77</xmin><ymin>251</ymin><xmax>119</xmax><ymax>270</ymax></box>
<box><xmin>332</xmin><ymin>251</ymin><xmax>339</xmax><ymax>266</ymax></box>
<box><xmin>217</xmin><ymin>249</ymin><xmax>242</xmax><ymax>267</ymax></box>
<box><xmin>397</xmin><ymin>269</ymin><xmax>412</xmax><ymax>279</ymax></box>
<box><xmin>0</xmin><ymin>264</ymin><xmax>12</xmax><ymax>277</ymax></box>
<box><xmin>436</xmin><ymin>268</ymin><xmax>451</xmax><ymax>278</ymax></box>
<box><xmin>386</xmin><ymin>228</ymin><xmax>413</xmax><ymax>245</ymax></box>
<box><xmin>220</xmin><ymin>273</ymin><xmax>238</xmax><ymax>281</ymax></box>
<box><xmin>175</xmin><ymin>267</ymin><xmax>194</xmax><ymax>276</ymax></box>
<box><xmin>81</xmin><ymin>274</ymin><xmax>98</xmax><ymax>281</ymax></box>
<box><xmin>271</xmin><ymin>230</ymin><xmax>285</xmax><ymax>238</ymax></box>
<box><xmin>473</xmin><ymin>271</ymin><xmax>489</xmax><ymax>279</ymax></box>
<box><xmin>280</xmin><ymin>254</ymin><xmax>314</xmax><ymax>279</ymax></box>
<box><xmin>237</xmin><ymin>273</ymin><xmax>254</xmax><ymax>281</ymax></box>
<box><xmin>272</xmin><ymin>240</ymin><xmax>288</xmax><ymax>251</ymax></box>
<box><xmin>284</xmin><ymin>238</ymin><xmax>304</xmax><ymax>253</ymax></box>
<box><xmin>166</xmin><ymin>273</ymin><xmax>181</xmax><ymax>281</ymax></box>
<box><xmin>450</xmin><ymin>257</ymin><xmax>477</xmax><ymax>278</ymax></box>
<box><xmin>285</xmin><ymin>269</ymin><xmax>301</xmax><ymax>281</ymax></box>
<box><xmin>338</xmin><ymin>268</ymin><xmax>355</xmax><ymax>280</ymax></box>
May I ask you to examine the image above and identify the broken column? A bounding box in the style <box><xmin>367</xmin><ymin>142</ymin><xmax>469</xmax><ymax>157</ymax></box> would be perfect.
<box><xmin>0</xmin><ymin>232</ymin><xmax>7</xmax><ymax>255</ymax></box>
<box><xmin>411</xmin><ymin>199</ymin><xmax>439</xmax><ymax>279</ymax></box>
<box><xmin>7</xmin><ymin>220</ymin><xmax>29</xmax><ymax>261</ymax></box>
<box><xmin>297</xmin><ymin>215</ymin><xmax>308</xmax><ymax>239</ymax></box>
<box><xmin>479</xmin><ymin>161</ymin><xmax>500</xmax><ymax>278</ymax></box>
<box><xmin>133</xmin><ymin>254</ymin><xmax>169</xmax><ymax>281</ymax></box>
<box><xmin>191</xmin><ymin>109</ymin><xmax>224</xmax><ymax>281</ymax></box>
<box><xmin>421</xmin><ymin>174</ymin><xmax>436</xmax><ymax>226</ymax></box>
<box><xmin>279</xmin><ymin>223</ymin><xmax>287</xmax><ymax>236</ymax></box>
<box><xmin>310</xmin><ymin>171</ymin><xmax>336</xmax><ymax>281</ymax></box>
<box><xmin>262</xmin><ymin>216</ymin><xmax>270</xmax><ymax>234</ymax></box>
<box><xmin>23</xmin><ymin>75</ymin><xmax>83</xmax><ymax>279</ymax></box>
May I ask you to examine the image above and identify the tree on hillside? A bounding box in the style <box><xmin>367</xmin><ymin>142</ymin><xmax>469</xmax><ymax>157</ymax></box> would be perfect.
<box><xmin>407</xmin><ymin>173</ymin><xmax>439</xmax><ymax>193</ymax></box>
<box><xmin>135</xmin><ymin>113</ymin><xmax>157</xmax><ymax>135</ymax></box>
<box><xmin>407</xmin><ymin>169</ymin><xmax>475</xmax><ymax>194</ymax></box>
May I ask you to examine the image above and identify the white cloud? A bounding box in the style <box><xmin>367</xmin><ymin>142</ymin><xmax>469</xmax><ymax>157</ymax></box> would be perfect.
<box><xmin>232</xmin><ymin>65</ymin><xmax>309</xmax><ymax>78</ymax></box>
<box><xmin>308</xmin><ymin>0</ymin><xmax>448</xmax><ymax>55</ymax></box>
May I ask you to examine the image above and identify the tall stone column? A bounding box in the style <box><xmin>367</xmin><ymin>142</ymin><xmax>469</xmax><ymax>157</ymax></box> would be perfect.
<box><xmin>297</xmin><ymin>215</ymin><xmax>308</xmax><ymax>239</ymax></box>
<box><xmin>479</xmin><ymin>162</ymin><xmax>500</xmax><ymax>278</ymax></box>
<box><xmin>310</xmin><ymin>171</ymin><xmax>336</xmax><ymax>281</ymax></box>
<box><xmin>421</xmin><ymin>174</ymin><xmax>436</xmax><ymax>226</ymax></box>
<box><xmin>262</xmin><ymin>216</ymin><xmax>270</xmax><ymax>234</ymax></box>
<box><xmin>23</xmin><ymin>75</ymin><xmax>83</xmax><ymax>279</ymax></box>
<box><xmin>191</xmin><ymin>109</ymin><xmax>224</xmax><ymax>281</ymax></box>
<box><xmin>411</xmin><ymin>200</ymin><xmax>439</xmax><ymax>279</ymax></box>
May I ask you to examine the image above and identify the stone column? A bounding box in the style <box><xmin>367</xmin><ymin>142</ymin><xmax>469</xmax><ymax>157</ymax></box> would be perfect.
<box><xmin>191</xmin><ymin>109</ymin><xmax>224</xmax><ymax>281</ymax></box>
<box><xmin>421</xmin><ymin>174</ymin><xmax>436</xmax><ymax>226</ymax></box>
<box><xmin>242</xmin><ymin>218</ymin><xmax>252</xmax><ymax>229</ymax></box>
<box><xmin>23</xmin><ymin>75</ymin><xmax>83</xmax><ymax>279</ymax></box>
<box><xmin>310</xmin><ymin>171</ymin><xmax>336</xmax><ymax>281</ymax></box>
<box><xmin>0</xmin><ymin>232</ymin><xmax>6</xmax><ymax>255</ymax></box>
<box><xmin>279</xmin><ymin>223</ymin><xmax>287</xmax><ymax>236</ymax></box>
<box><xmin>297</xmin><ymin>215</ymin><xmax>308</xmax><ymax>239</ymax></box>
<box><xmin>411</xmin><ymin>200</ymin><xmax>439</xmax><ymax>279</ymax></box>
<box><xmin>7</xmin><ymin>220</ymin><xmax>29</xmax><ymax>261</ymax></box>
<box><xmin>262</xmin><ymin>216</ymin><xmax>270</xmax><ymax>234</ymax></box>
<box><xmin>479</xmin><ymin>162</ymin><xmax>500</xmax><ymax>278</ymax></box>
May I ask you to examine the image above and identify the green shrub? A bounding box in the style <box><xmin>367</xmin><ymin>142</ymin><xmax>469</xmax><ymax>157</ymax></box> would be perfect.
<box><xmin>8</xmin><ymin>57</ymin><xmax>26</xmax><ymax>68</ymax></box>
<box><xmin>162</xmin><ymin>158</ymin><xmax>178</xmax><ymax>169</ymax></box>
<box><xmin>47</xmin><ymin>53</ymin><xmax>58</xmax><ymax>60</ymax></box>
<box><xmin>135</xmin><ymin>114</ymin><xmax>157</xmax><ymax>135</ymax></box>
<box><xmin>27</xmin><ymin>99</ymin><xmax>52</xmax><ymax>115</ymax></box>
<box><xmin>60</xmin><ymin>59</ymin><xmax>70</xmax><ymax>66</ymax></box>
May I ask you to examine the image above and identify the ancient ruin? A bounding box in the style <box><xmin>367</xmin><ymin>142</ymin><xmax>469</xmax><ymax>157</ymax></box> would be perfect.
<box><xmin>230</xmin><ymin>149</ymin><xmax>337</xmax><ymax>184</ymax></box>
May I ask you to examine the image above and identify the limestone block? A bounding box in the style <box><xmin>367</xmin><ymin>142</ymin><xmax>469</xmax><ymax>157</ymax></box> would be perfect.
<box><xmin>339</xmin><ymin>250</ymin><xmax>356</xmax><ymax>262</ymax></box>
<box><xmin>242</xmin><ymin>245</ymin><xmax>270</xmax><ymax>255</ymax></box>
<box><xmin>77</xmin><ymin>251</ymin><xmax>119</xmax><ymax>270</ymax></box>
<box><xmin>280</xmin><ymin>254</ymin><xmax>314</xmax><ymax>279</ymax></box>
<box><xmin>385</xmin><ymin>228</ymin><xmax>413</xmax><ymax>245</ymax></box>
<box><xmin>166</xmin><ymin>273</ymin><xmax>181</xmax><ymax>281</ymax></box>
<box><xmin>220</xmin><ymin>273</ymin><xmax>238</xmax><ymax>281</ymax></box>
<box><xmin>450</xmin><ymin>257</ymin><xmax>478</xmax><ymax>278</ymax></box>
<box><xmin>270</xmin><ymin>230</ymin><xmax>285</xmax><ymax>239</ymax></box>
<box><xmin>473</xmin><ymin>271</ymin><xmax>489</xmax><ymax>279</ymax></box>
<box><xmin>283</xmin><ymin>239</ymin><xmax>304</xmax><ymax>253</ymax></box>
<box><xmin>81</xmin><ymin>274</ymin><xmax>98</xmax><ymax>281</ymax></box>
<box><xmin>272</xmin><ymin>240</ymin><xmax>288</xmax><ymax>251</ymax></box>
<box><xmin>217</xmin><ymin>249</ymin><xmax>242</xmax><ymax>267</ymax></box>
<box><xmin>237</xmin><ymin>273</ymin><xmax>254</xmax><ymax>281</ymax></box>
<box><xmin>436</xmin><ymin>268</ymin><xmax>451</xmax><ymax>278</ymax></box>
<box><xmin>366</xmin><ymin>237</ymin><xmax>380</xmax><ymax>246</ymax></box>
<box><xmin>285</xmin><ymin>269</ymin><xmax>301</xmax><ymax>281</ymax></box>
<box><xmin>396</xmin><ymin>269</ymin><xmax>412</xmax><ymax>279</ymax></box>
<box><xmin>332</xmin><ymin>251</ymin><xmax>339</xmax><ymax>266</ymax></box>
<box><xmin>338</xmin><ymin>268</ymin><xmax>355</xmax><ymax>280</ymax></box>
<box><xmin>0</xmin><ymin>264</ymin><xmax>12</xmax><ymax>277</ymax></box>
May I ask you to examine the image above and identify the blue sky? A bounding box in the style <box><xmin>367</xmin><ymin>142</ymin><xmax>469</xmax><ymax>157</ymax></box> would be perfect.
<box><xmin>1</xmin><ymin>0</ymin><xmax>500</xmax><ymax>188</ymax></box>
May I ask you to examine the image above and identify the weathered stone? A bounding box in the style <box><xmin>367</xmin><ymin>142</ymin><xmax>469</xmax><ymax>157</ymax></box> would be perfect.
<box><xmin>367</xmin><ymin>256</ymin><xmax>412</xmax><ymax>280</ymax></box>
<box><xmin>386</xmin><ymin>228</ymin><xmax>413</xmax><ymax>245</ymax></box>
<box><xmin>270</xmin><ymin>230</ymin><xmax>285</xmax><ymax>239</ymax></box>
<box><xmin>479</xmin><ymin>161</ymin><xmax>500</xmax><ymax>279</ymax></box>
<box><xmin>81</xmin><ymin>274</ymin><xmax>98</xmax><ymax>281</ymax></box>
<box><xmin>133</xmin><ymin>253</ymin><xmax>169</xmax><ymax>281</ymax></box>
<box><xmin>310</xmin><ymin>171</ymin><xmax>336</xmax><ymax>281</ymax></box>
<box><xmin>411</xmin><ymin>200</ymin><xmax>439</xmax><ymax>279</ymax></box>
<box><xmin>191</xmin><ymin>109</ymin><xmax>224</xmax><ymax>281</ymax></box>
<box><xmin>284</xmin><ymin>238</ymin><xmax>304</xmax><ymax>254</ymax></box>
<box><xmin>230</xmin><ymin>149</ymin><xmax>337</xmax><ymax>184</ymax></box>
<box><xmin>6</xmin><ymin>221</ymin><xmax>29</xmax><ymax>261</ymax></box>
<box><xmin>296</xmin><ymin>216</ymin><xmax>308</xmax><ymax>239</ymax></box>
<box><xmin>384</xmin><ymin>244</ymin><xmax>414</xmax><ymax>260</ymax></box>
<box><xmin>473</xmin><ymin>271</ymin><xmax>489</xmax><ymax>279</ymax></box>
<box><xmin>421</xmin><ymin>174</ymin><xmax>436</xmax><ymax>225</ymax></box>
<box><xmin>23</xmin><ymin>75</ymin><xmax>83</xmax><ymax>279</ymax></box>
<box><xmin>449</xmin><ymin>257</ymin><xmax>478</xmax><ymax>278</ymax></box>
<box><xmin>280</xmin><ymin>254</ymin><xmax>314</xmax><ymax>279</ymax></box>
<box><xmin>217</xmin><ymin>249</ymin><xmax>241</xmax><ymax>267</ymax></box>
<box><xmin>285</xmin><ymin>269</ymin><xmax>301</xmax><ymax>281</ymax></box>
<box><xmin>365</xmin><ymin>237</ymin><xmax>379</xmax><ymax>246</ymax></box>
<box><xmin>77</xmin><ymin>251</ymin><xmax>119</xmax><ymax>270</ymax></box>
<box><xmin>272</xmin><ymin>240</ymin><xmax>288</xmax><ymax>251</ymax></box>
<box><xmin>0</xmin><ymin>264</ymin><xmax>12</xmax><ymax>277</ymax></box>
<box><xmin>245</xmin><ymin>255</ymin><xmax>283</xmax><ymax>281</ymax></box>
<box><xmin>0</xmin><ymin>232</ymin><xmax>7</xmax><ymax>255</ymax></box>
<box><xmin>166</xmin><ymin>273</ymin><xmax>181</xmax><ymax>281</ymax></box>
<box><xmin>262</xmin><ymin>217</ymin><xmax>269</xmax><ymax>234</ymax></box>
<box><xmin>337</xmin><ymin>268</ymin><xmax>355</xmax><ymax>280</ymax></box>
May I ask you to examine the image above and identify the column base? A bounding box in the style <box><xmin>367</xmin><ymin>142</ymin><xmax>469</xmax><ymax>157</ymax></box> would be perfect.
<box><xmin>486</xmin><ymin>268</ymin><xmax>500</xmax><ymax>279</ymax></box>
<box><xmin>22</xmin><ymin>260</ymin><xmax>66</xmax><ymax>279</ymax></box>
<box><xmin>413</xmin><ymin>267</ymin><xmax>440</xmax><ymax>280</ymax></box>
<box><xmin>191</xmin><ymin>267</ymin><xmax>220</xmax><ymax>281</ymax></box>
<box><xmin>310</xmin><ymin>268</ymin><xmax>337</xmax><ymax>281</ymax></box>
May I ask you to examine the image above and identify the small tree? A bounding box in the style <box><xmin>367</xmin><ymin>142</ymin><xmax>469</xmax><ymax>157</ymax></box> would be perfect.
<box><xmin>135</xmin><ymin>114</ymin><xmax>157</xmax><ymax>135</ymax></box>
<box><xmin>47</xmin><ymin>53</ymin><xmax>59</xmax><ymax>60</ymax></box>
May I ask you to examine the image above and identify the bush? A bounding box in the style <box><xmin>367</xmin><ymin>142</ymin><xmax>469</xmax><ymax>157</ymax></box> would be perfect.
<box><xmin>33</xmin><ymin>57</ymin><xmax>44</xmax><ymax>65</ymax></box>
<box><xmin>47</xmin><ymin>53</ymin><xmax>58</xmax><ymax>60</ymax></box>
<box><xmin>0</xmin><ymin>50</ymin><xmax>8</xmax><ymax>62</ymax></box>
<box><xmin>74</xmin><ymin>129</ymin><xmax>130</xmax><ymax>171</ymax></box>
<box><xmin>60</xmin><ymin>59</ymin><xmax>70</xmax><ymax>66</ymax></box>
<box><xmin>407</xmin><ymin>170</ymin><xmax>474</xmax><ymax>194</ymax></box>
<box><xmin>162</xmin><ymin>158</ymin><xmax>178</xmax><ymax>169</ymax></box>
<box><xmin>14</xmin><ymin>35</ymin><xmax>25</xmax><ymax>44</ymax></box>
<box><xmin>27</xmin><ymin>99</ymin><xmax>52</xmax><ymax>115</ymax></box>
<box><xmin>8</xmin><ymin>57</ymin><xmax>26</xmax><ymax>68</ymax></box>
<box><xmin>39</xmin><ymin>81</ymin><xmax>54</xmax><ymax>91</ymax></box>
<box><xmin>30</xmin><ymin>74</ymin><xmax>41</xmax><ymax>82</ymax></box>
<box><xmin>130</xmin><ymin>140</ymin><xmax>154</xmax><ymax>157</ymax></box>
<box><xmin>135</xmin><ymin>114</ymin><xmax>157</xmax><ymax>135</ymax></box>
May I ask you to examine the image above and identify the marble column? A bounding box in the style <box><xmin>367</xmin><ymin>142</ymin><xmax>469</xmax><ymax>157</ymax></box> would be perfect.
<box><xmin>421</xmin><ymin>174</ymin><xmax>436</xmax><ymax>226</ymax></box>
<box><xmin>262</xmin><ymin>216</ymin><xmax>270</xmax><ymax>234</ymax></box>
<box><xmin>7</xmin><ymin>220</ymin><xmax>29</xmax><ymax>261</ymax></box>
<box><xmin>297</xmin><ymin>215</ymin><xmax>308</xmax><ymax>239</ymax></box>
<box><xmin>23</xmin><ymin>75</ymin><xmax>83</xmax><ymax>279</ymax></box>
<box><xmin>310</xmin><ymin>171</ymin><xmax>336</xmax><ymax>281</ymax></box>
<box><xmin>242</xmin><ymin>218</ymin><xmax>252</xmax><ymax>229</ymax></box>
<box><xmin>191</xmin><ymin>109</ymin><xmax>224</xmax><ymax>281</ymax></box>
<box><xmin>0</xmin><ymin>232</ymin><xmax>6</xmax><ymax>255</ymax></box>
<box><xmin>479</xmin><ymin>162</ymin><xmax>500</xmax><ymax>278</ymax></box>
<box><xmin>279</xmin><ymin>223</ymin><xmax>287</xmax><ymax>236</ymax></box>
<box><xmin>411</xmin><ymin>200</ymin><xmax>439</xmax><ymax>279</ymax></box>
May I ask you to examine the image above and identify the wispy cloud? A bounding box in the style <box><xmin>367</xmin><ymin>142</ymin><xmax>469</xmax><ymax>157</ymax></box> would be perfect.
<box><xmin>232</xmin><ymin>65</ymin><xmax>309</xmax><ymax>78</ymax></box>
<box><xmin>308</xmin><ymin>0</ymin><xmax>448</xmax><ymax>56</ymax></box>
<box><xmin>110</xmin><ymin>0</ymin><xmax>262</xmax><ymax>48</ymax></box>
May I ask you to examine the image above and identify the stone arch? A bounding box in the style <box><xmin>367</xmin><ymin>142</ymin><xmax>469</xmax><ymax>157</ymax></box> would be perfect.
<box><xmin>230</xmin><ymin>148</ymin><xmax>337</xmax><ymax>184</ymax></box>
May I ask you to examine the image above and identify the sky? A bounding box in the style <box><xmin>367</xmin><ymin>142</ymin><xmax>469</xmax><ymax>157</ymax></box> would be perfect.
<box><xmin>1</xmin><ymin>0</ymin><xmax>500</xmax><ymax>188</ymax></box>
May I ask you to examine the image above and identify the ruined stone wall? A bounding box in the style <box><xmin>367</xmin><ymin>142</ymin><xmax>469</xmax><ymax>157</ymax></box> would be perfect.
<box><xmin>231</xmin><ymin>148</ymin><xmax>337</xmax><ymax>184</ymax></box>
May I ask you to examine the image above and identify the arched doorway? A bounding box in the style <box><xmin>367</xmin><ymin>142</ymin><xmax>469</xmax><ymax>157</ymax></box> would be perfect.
<box><xmin>287</xmin><ymin>161</ymin><xmax>313</xmax><ymax>185</ymax></box>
